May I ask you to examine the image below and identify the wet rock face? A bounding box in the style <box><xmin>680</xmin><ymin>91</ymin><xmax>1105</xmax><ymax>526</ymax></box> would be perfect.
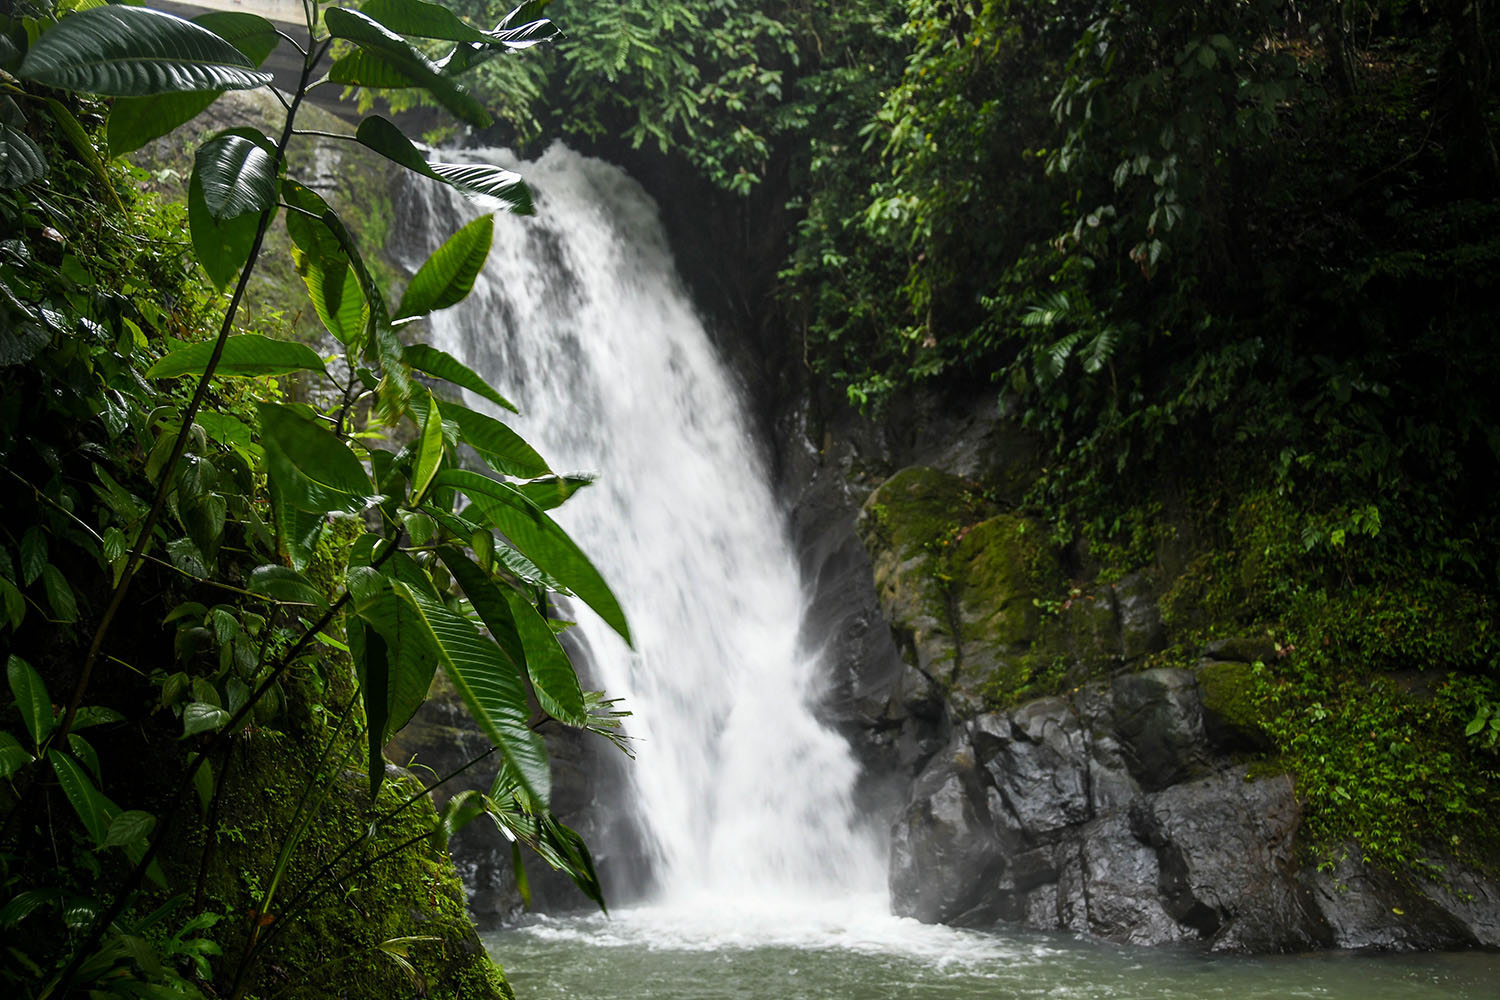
<box><xmin>882</xmin><ymin>670</ymin><xmax>1500</xmax><ymax>952</ymax></box>
<box><xmin>771</xmin><ymin>403</ymin><xmax>1500</xmax><ymax>955</ymax></box>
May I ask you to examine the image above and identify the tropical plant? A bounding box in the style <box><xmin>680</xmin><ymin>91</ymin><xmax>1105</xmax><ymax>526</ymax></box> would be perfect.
<box><xmin>1</xmin><ymin>1</ymin><xmax>629</xmax><ymax>995</ymax></box>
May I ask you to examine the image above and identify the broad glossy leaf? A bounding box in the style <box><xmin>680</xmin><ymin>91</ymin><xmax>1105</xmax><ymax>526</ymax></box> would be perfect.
<box><xmin>106</xmin><ymin>10</ymin><xmax>277</xmax><ymax>159</ymax></box>
<box><xmin>19</xmin><ymin>7</ymin><xmax>271</xmax><ymax>96</ymax></box>
<box><xmin>352</xmin><ymin>116</ymin><xmax>532</xmax><ymax>214</ymax></box>
<box><xmin>360</xmin><ymin>0</ymin><xmax>489</xmax><ymax>42</ymax></box>
<box><xmin>293</xmin><ymin>245</ymin><xmax>367</xmax><ymax>346</ymax></box>
<box><xmin>439</xmin><ymin>3</ymin><xmax>559</xmax><ymax>76</ymax></box>
<box><xmin>396</xmin><ymin>214</ymin><xmax>493</xmax><ymax>320</ymax></box>
<box><xmin>103</xmin><ymin>809</ymin><xmax>155</xmax><ymax>848</ymax></box>
<box><xmin>246</xmin><ymin>565</ymin><xmax>326</xmax><ymax>606</ymax></box>
<box><xmin>435</xmin><ymin>469</ymin><xmax>630</xmax><ymax>644</ymax></box>
<box><xmin>0</xmin><ymin>732</ymin><xmax>34</xmax><ymax>779</ymax></box>
<box><xmin>189</xmin><ymin>166</ymin><xmax>261</xmax><ymax>290</ymax></box>
<box><xmin>402</xmin><ymin>582</ymin><xmax>551</xmax><ymax>803</ymax></box>
<box><xmin>436</xmin><ymin>546</ymin><xmax>525</xmax><ymax>666</ymax></box>
<box><xmin>410</xmin><ymin>389</ymin><xmax>445</xmax><ymax>503</ymax></box>
<box><xmin>429</xmin><ymin>162</ymin><xmax>533</xmax><ymax>214</ymax></box>
<box><xmin>350</xmin><ymin>576</ymin><xmax>438</xmax><ymax>737</ymax></box>
<box><xmin>516</xmin><ymin>475</ymin><xmax>593</xmax><ymax>511</ymax></box>
<box><xmin>283</xmin><ymin>179</ymin><xmax>370</xmax><ymax>348</ymax></box>
<box><xmin>447</xmin><ymin>402</ymin><xmax>548</xmax><ymax>478</ymax></box>
<box><xmin>41</xmin><ymin>564</ymin><xmax>77</xmax><ymax>623</ymax></box>
<box><xmin>404</xmin><ymin>343</ymin><xmax>517</xmax><ymax>413</ymax></box>
<box><xmin>49</xmin><ymin>751</ymin><xmax>115</xmax><ymax>845</ymax></box>
<box><xmin>503</xmin><ymin>586</ymin><xmax>585</xmax><ymax>725</ymax></box>
<box><xmin>67</xmin><ymin>734</ymin><xmax>101</xmax><ymax>782</ymax></box>
<box><xmin>0</xmin><ymin>123</ymin><xmax>46</xmax><ymax>189</ymax></box>
<box><xmin>147</xmin><ymin>334</ymin><xmax>328</xmax><ymax>379</ymax></box>
<box><xmin>193</xmin><ymin>10</ymin><xmax>281</xmax><ymax>65</ymax></box>
<box><xmin>195</xmin><ymin>131</ymin><xmax>277</xmax><ymax>220</ymax></box>
<box><xmin>71</xmin><ymin>705</ymin><xmax>124</xmax><ymax>730</ymax></box>
<box><xmin>325</xmin><ymin>7</ymin><xmax>491</xmax><ymax>127</ymax></box>
<box><xmin>7</xmin><ymin>655</ymin><xmax>54</xmax><ymax>749</ymax></box>
<box><xmin>435</xmin><ymin>545</ymin><xmax>579</xmax><ymax>724</ymax></box>
<box><xmin>182</xmin><ymin>701</ymin><xmax>229</xmax><ymax>737</ymax></box>
<box><xmin>258</xmin><ymin>402</ymin><xmax>373</xmax><ymax>502</ymax></box>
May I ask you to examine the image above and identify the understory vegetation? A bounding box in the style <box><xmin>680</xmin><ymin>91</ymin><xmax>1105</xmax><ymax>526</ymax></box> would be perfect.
<box><xmin>424</xmin><ymin>0</ymin><xmax>1500</xmax><ymax>876</ymax></box>
<box><xmin>3</xmin><ymin>2</ymin><xmax>627</xmax><ymax>996</ymax></box>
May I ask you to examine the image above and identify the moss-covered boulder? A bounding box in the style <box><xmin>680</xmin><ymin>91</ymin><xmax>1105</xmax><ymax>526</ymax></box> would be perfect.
<box><xmin>858</xmin><ymin>466</ymin><xmax>991</xmax><ymax>680</ymax></box>
<box><xmin>190</xmin><ymin>729</ymin><xmax>513</xmax><ymax>999</ymax></box>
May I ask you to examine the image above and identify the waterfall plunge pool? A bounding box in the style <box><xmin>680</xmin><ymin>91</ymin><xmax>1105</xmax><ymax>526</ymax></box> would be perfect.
<box><xmin>482</xmin><ymin>902</ymin><xmax>1500</xmax><ymax>999</ymax></box>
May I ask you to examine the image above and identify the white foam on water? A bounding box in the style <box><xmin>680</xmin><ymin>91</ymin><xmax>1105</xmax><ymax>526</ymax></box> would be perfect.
<box><xmin>504</xmin><ymin>899</ymin><xmax>1054</xmax><ymax>970</ymax></box>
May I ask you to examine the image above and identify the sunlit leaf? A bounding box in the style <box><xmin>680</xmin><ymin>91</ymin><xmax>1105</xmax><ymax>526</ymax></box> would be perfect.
<box><xmin>19</xmin><ymin>7</ymin><xmax>270</xmax><ymax>96</ymax></box>
<box><xmin>195</xmin><ymin>131</ymin><xmax>277</xmax><ymax>220</ymax></box>
<box><xmin>447</xmin><ymin>402</ymin><xmax>548</xmax><ymax>478</ymax></box>
<box><xmin>396</xmin><ymin>213</ymin><xmax>493</xmax><ymax>320</ymax></box>
<box><xmin>434</xmin><ymin>469</ymin><xmax>630</xmax><ymax>644</ymax></box>
<box><xmin>7</xmin><ymin>655</ymin><xmax>54</xmax><ymax>750</ymax></box>
<box><xmin>325</xmin><ymin>7</ymin><xmax>491</xmax><ymax>127</ymax></box>
<box><xmin>147</xmin><ymin>334</ymin><xmax>328</xmax><ymax>379</ymax></box>
<box><xmin>107</xmin><ymin>11</ymin><xmax>279</xmax><ymax>157</ymax></box>
<box><xmin>0</xmin><ymin>123</ymin><xmax>46</xmax><ymax>189</ymax></box>
<box><xmin>403</xmin><ymin>343</ymin><xmax>518</xmax><ymax>413</ymax></box>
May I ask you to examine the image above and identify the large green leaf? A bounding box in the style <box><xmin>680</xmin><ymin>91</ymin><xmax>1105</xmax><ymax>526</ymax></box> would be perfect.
<box><xmin>353</xmin><ymin>116</ymin><xmax>532</xmax><ymax>214</ymax></box>
<box><xmin>434</xmin><ymin>469</ymin><xmax>631</xmax><ymax>644</ymax></box>
<box><xmin>324</xmin><ymin>7</ymin><xmax>491</xmax><ymax>127</ymax></box>
<box><xmin>348</xmin><ymin>571</ymin><xmax>439</xmax><ymax>734</ymax></box>
<box><xmin>401</xmin><ymin>581</ymin><xmax>551</xmax><ymax>804</ymax></box>
<box><xmin>193</xmin><ymin>10</ymin><xmax>281</xmax><ymax>65</ymax></box>
<box><xmin>246</xmin><ymin>565</ymin><xmax>326</xmax><ymax>607</ymax></box>
<box><xmin>438</xmin><ymin>1</ymin><xmax>560</xmax><ymax>76</ymax></box>
<box><xmin>435</xmin><ymin>547</ymin><xmax>526</xmax><ymax>667</ymax></box>
<box><xmin>147</xmin><ymin>334</ymin><xmax>328</xmax><ymax>379</ymax></box>
<box><xmin>428</xmin><ymin>162</ymin><xmax>533</xmax><ymax>215</ymax></box>
<box><xmin>0</xmin><ymin>123</ymin><xmax>46</xmax><ymax>189</ymax></box>
<box><xmin>189</xmin><ymin>165</ymin><xmax>262</xmax><ymax>291</ymax></box>
<box><xmin>195</xmin><ymin>131</ymin><xmax>277</xmax><ymax>220</ymax></box>
<box><xmin>409</xmin><ymin>389</ymin><xmax>445</xmax><ymax>503</ymax></box>
<box><xmin>48</xmin><ymin>750</ymin><xmax>116</xmax><ymax>846</ymax></box>
<box><xmin>515</xmin><ymin>475</ymin><xmax>593</xmax><ymax>511</ymax></box>
<box><xmin>403</xmin><ymin>343</ymin><xmax>516</xmax><ymax>413</ymax></box>
<box><xmin>107</xmin><ymin>11</ymin><xmax>280</xmax><ymax>159</ymax></box>
<box><xmin>18</xmin><ymin>6</ymin><xmax>271</xmax><ymax>96</ymax></box>
<box><xmin>502</xmin><ymin>585</ymin><xmax>585</xmax><ymax>725</ymax></box>
<box><xmin>0</xmin><ymin>732</ymin><xmax>34</xmax><ymax>779</ymax></box>
<box><xmin>257</xmin><ymin>403</ymin><xmax>373</xmax><ymax>503</ymax></box>
<box><xmin>360</xmin><ymin>0</ymin><xmax>490</xmax><ymax>42</ymax></box>
<box><xmin>395</xmin><ymin>213</ymin><xmax>493</xmax><ymax>320</ymax></box>
<box><xmin>447</xmin><ymin>402</ymin><xmax>548</xmax><ymax>479</ymax></box>
<box><xmin>7</xmin><ymin>655</ymin><xmax>54</xmax><ymax>750</ymax></box>
<box><xmin>283</xmin><ymin>179</ymin><xmax>370</xmax><ymax>349</ymax></box>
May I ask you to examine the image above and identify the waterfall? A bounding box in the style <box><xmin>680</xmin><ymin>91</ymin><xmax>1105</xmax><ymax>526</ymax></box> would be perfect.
<box><xmin>405</xmin><ymin>143</ymin><xmax>884</xmax><ymax>910</ymax></box>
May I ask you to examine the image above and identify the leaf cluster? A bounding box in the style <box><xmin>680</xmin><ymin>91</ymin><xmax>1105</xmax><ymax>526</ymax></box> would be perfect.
<box><xmin>1</xmin><ymin>3</ymin><xmax>629</xmax><ymax>997</ymax></box>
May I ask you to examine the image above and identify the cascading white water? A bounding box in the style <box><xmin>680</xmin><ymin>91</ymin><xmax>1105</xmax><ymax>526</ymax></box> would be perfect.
<box><xmin>406</xmin><ymin>143</ymin><xmax>884</xmax><ymax>911</ymax></box>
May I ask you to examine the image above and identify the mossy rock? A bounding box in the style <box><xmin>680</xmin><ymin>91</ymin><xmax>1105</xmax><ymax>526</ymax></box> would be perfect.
<box><xmin>1196</xmin><ymin>660</ymin><xmax>1274</xmax><ymax>753</ymax></box>
<box><xmin>858</xmin><ymin>465</ymin><xmax>996</xmax><ymax>559</ymax></box>
<box><xmin>192</xmin><ymin>729</ymin><xmax>512</xmax><ymax>999</ymax></box>
<box><xmin>951</xmin><ymin>514</ymin><xmax>1068</xmax><ymax>710</ymax></box>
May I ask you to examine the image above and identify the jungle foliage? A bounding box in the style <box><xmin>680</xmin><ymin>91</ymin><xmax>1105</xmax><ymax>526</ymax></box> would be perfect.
<box><xmin>431</xmin><ymin>1</ymin><xmax>1500</xmax><ymax>871</ymax></box>
<box><xmin>1</xmin><ymin>2</ymin><xmax>629</xmax><ymax>996</ymax></box>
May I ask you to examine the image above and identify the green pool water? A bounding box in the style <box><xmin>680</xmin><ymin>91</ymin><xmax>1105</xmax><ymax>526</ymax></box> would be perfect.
<box><xmin>482</xmin><ymin>898</ymin><xmax>1500</xmax><ymax>999</ymax></box>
